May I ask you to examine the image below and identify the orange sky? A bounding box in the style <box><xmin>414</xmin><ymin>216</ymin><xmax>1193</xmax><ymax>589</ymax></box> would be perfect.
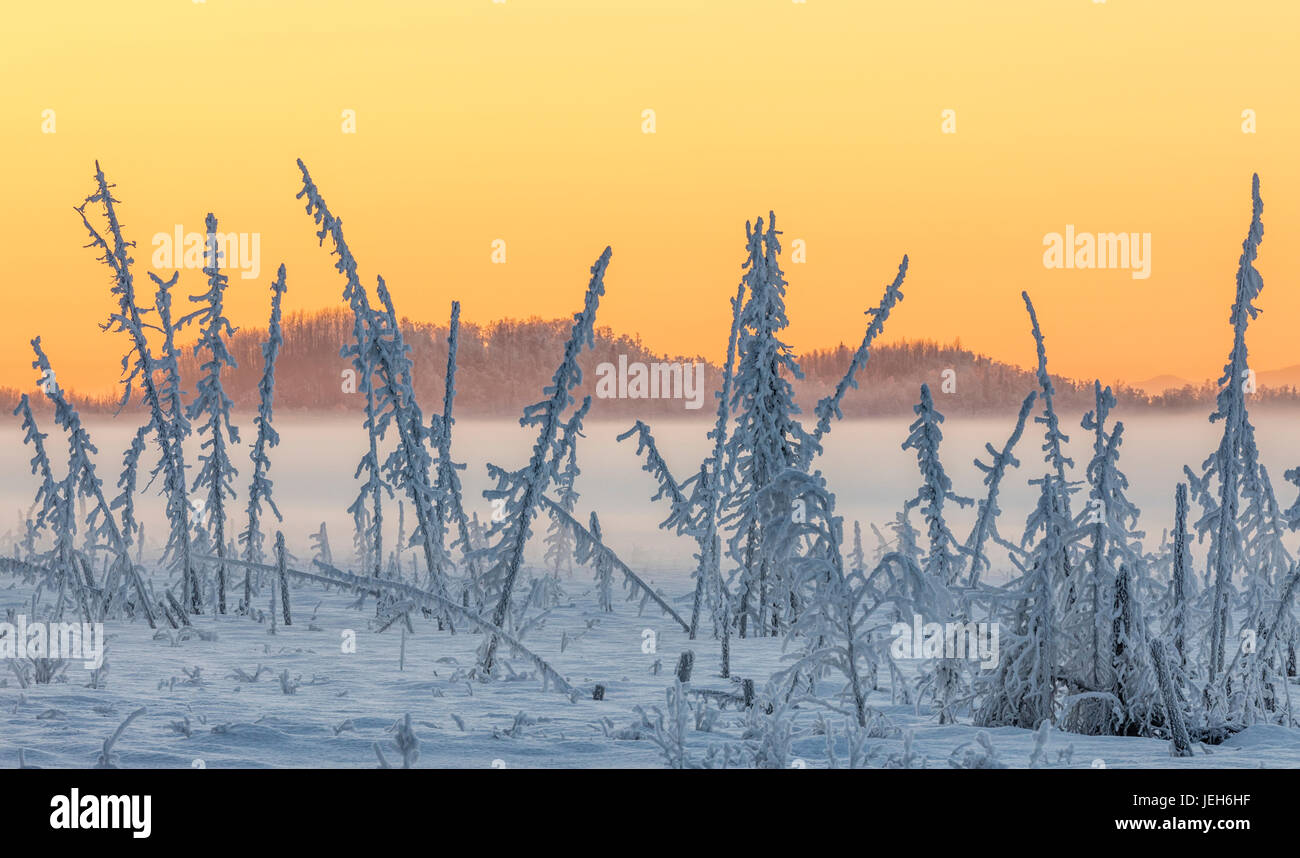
<box><xmin>1</xmin><ymin>0</ymin><xmax>1298</xmax><ymax>397</ymax></box>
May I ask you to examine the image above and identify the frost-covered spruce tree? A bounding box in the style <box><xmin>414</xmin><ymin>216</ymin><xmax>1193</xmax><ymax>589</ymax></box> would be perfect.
<box><xmin>344</xmin><ymin>302</ymin><xmax>386</xmax><ymax>578</ymax></box>
<box><xmin>310</xmin><ymin>522</ymin><xmax>333</xmax><ymax>567</ymax></box>
<box><xmin>589</xmin><ymin>511</ymin><xmax>614</xmax><ymax>612</ymax></box>
<box><xmin>1184</xmin><ymin>174</ymin><xmax>1265</xmax><ymax>683</ymax></box>
<box><xmin>30</xmin><ymin>339</ymin><xmax>154</xmax><ymax>626</ymax></box>
<box><xmin>880</xmin><ymin>503</ymin><xmax>931</xmax><ymax>618</ymax></box>
<box><xmin>12</xmin><ymin>392</ymin><xmax>87</xmax><ymax>617</ymax></box>
<box><xmin>111</xmin><ymin>426</ymin><xmax>148</xmax><ymax>559</ymax></box>
<box><xmin>1236</xmin><ymin>559</ymin><xmax>1300</xmax><ymax>725</ymax></box>
<box><xmin>1021</xmin><ymin>292</ymin><xmax>1079</xmax><ymax>597</ymax></box>
<box><xmin>525</xmin><ymin>397</ymin><xmax>589</xmax><ymax>609</ymax></box>
<box><xmin>1284</xmin><ymin>467</ymin><xmax>1300</xmax><ymax>532</ymax></box>
<box><xmin>902</xmin><ymin>384</ymin><xmax>973</xmax><ymax>587</ymax></box>
<box><xmin>1109</xmin><ymin>560</ymin><xmax>1160</xmax><ymax>736</ymax></box>
<box><xmin>1238</xmin><ymin>465</ymin><xmax>1291</xmax><ymax>657</ymax></box>
<box><xmin>1149</xmin><ymin>638</ymin><xmax>1195</xmax><ymax>757</ymax></box>
<box><xmin>850</xmin><ymin>521</ymin><xmax>867</xmax><ymax>575</ymax></box>
<box><xmin>50</xmin><ymin>473</ymin><xmax>89</xmax><ymax>622</ymax></box>
<box><xmin>274</xmin><ymin>530</ymin><xmax>292</xmax><ymax>626</ymax></box>
<box><xmin>963</xmin><ymin>391</ymin><xmax>1035</xmax><ymax>587</ymax></box>
<box><xmin>432</xmin><ymin>302</ymin><xmax>480</xmax><ymax>607</ymax></box>
<box><xmin>692</xmin><ymin>283</ymin><xmax>746</xmax><ymax>648</ymax></box>
<box><xmin>239</xmin><ymin>265</ymin><xmax>288</xmax><ymax>612</ymax></box>
<box><xmin>543</xmin><ymin>442</ymin><xmax>581</xmax><ymax>579</ymax></box>
<box><xmin>477</xmin><ymin>247</ymin><xmax>611</xmax><ymax>672</ymax></box>
<box><xmin>1022</xmin><ymin>293</ymin><xmax>1075</xmax><ymax>513</ymax></box>
<box><xmin>179</xmin><ymin>214</ymin><xmax>241</xmax><ymax>614</ymax></box>
<box><xmin>75</xmin><ymin>164</ymin><xmax>198</xmax><ymax>612</ymax></box>
<box><xmin>767</xmin><ymin>468</ymin><xmax>878</xmax><ymax>727</ymax></box>
<box><xmin>975</xmin><ymin>475</ymin><xmax>1061</xmax><ymax>730</ymax></box>
<box><xmin>529</xmin><ymin>396</ymin><xmax>591</xmax><ymax>610</ymax></box>
<box><xmin>152</xmin><ymin>272</ymin><xmax>203</xmax><ymax>611</ymax></box>
<box><xmin>13</xmin><ymin>394</ymin><xmax>62</xmax><ymax>557</ymax></box>
<box><xmin>1163</xmin><ymin>482</ymin><xmax>1193</xmax><ymax>669</ymax></box>
<box><xmin>1063</xmin><ymin>382</ymin><xmax>1150</xmax><ymax>734</ymax></box>
<box><xmin>722</xmin><ymin>213</ymin><xmax>810</xmax><ymax>637</ymax></box>
<box><xmin>900</xmin><ymin>384</ymin><xmax>972</xmax><ymax>722</ymax></box>
<box><xmin>1224</xmin><ymin>462</ymin><xmax>1294</xmax><ymax>725</ymax></box>
<box><xmin>622</xmin><ymin>253</ymin><xmax>909</xmax><ymax>649</ymax></box>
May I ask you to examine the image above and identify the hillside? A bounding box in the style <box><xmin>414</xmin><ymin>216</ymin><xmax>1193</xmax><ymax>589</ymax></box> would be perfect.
<box><xmin>5</xmin><ymin>308</ymin><xmax>1300</xmax><ymax>421</ymax></box>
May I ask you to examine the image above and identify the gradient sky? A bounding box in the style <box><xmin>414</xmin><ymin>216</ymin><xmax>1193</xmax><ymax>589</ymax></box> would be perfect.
<box><xmin>1</xmin><ymin>0</ymin><xmax>1297</xmax><ymax>397</ymax></box>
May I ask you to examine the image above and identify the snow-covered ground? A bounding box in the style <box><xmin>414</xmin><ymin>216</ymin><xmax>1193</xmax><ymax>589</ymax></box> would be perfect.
<box><xmin>0</xmin><ymin>575</ymin><xmax>1297</xmax><ymax>769</ymax></box>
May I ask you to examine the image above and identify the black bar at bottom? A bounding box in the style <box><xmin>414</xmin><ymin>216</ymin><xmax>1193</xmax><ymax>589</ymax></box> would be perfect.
<box><xmin>1</xmin><ymin>768</ymin><xmax>1277</xmax><ymax>844</ymax></box>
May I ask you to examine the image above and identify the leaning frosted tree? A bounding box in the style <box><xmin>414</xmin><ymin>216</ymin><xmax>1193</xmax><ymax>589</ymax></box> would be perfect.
<box><xmin>477</xmin><ymin>247</ymin><xmax>612</xmax><ymax>673</ymax></box>
<box><xmin>372</xmin><ymin>276</ymin><xmax>457</xmax><ymax>623</ymax></box>
<box><xmin>963</xmin><ymin>391</ymin><xmax>1035</xmax><ymax>587</ymax></box>
<box><xmin>13</xmin><ymin>388</ymin><xmax>89</xmax><ymax>622</ymax></box>
<box><xmin>12</xmin><ymin>394</ymin><xmax>61</xmax><ymax>565</ymax></box>
<box><xmin>30</xmin><ymin>339</ymin><xmax>154</xmax><ymax>626</ymax></box>
<box><xmin>297</xmin><ymin>162</ymin><xmax>456</xmax><ymax>625</ymax></box>
<box><xmin>75</xmin><ymin>164</ymin><xmax>199</xmax><ymax>613</ymax></box>
<box><xmin>297</xmin><ymin>160</ymin><xmax>391</xmax><ymax>578</ymax></box>
<box><xmin>976</xmin><ymin>295</ymin><xmax>1079</xmax><ymax>730</ymax></box>
<box><xmin>619</xmin><ymin>283</ymin><xmax>744</xmax><ymax>648</ymax></box>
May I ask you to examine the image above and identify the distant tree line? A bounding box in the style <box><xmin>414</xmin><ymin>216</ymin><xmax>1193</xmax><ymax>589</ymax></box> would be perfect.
<box><xmin>5</xmin><ymin>310</ymin><xmax>1299</xmax><ymax>419</ymax></box>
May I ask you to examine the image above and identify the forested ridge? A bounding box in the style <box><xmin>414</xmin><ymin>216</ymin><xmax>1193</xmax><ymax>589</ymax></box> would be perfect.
<box><xmin>8</xmin><ymin>308</ymin><xmax>1295</xmax><ymax>419</ymax></box>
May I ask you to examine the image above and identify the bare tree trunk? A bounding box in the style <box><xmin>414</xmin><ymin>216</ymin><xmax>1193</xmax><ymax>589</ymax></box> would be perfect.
<box><xmin>688</xmin><ymin>573</ymin><xmax>705</xmax><ymax>641</ymax></box>
<box><xmin>215</xmin><ymin>540</ymin><xmax>227</xmax><ymax>616</ymax></box>
<box><xmin>1172</xmin><ymin>483</ymin><xmax>1190</xmax><ymax>668</ymax></box>
<box><xmin>166</xmin><ymin>590</ymin><xmax>191</xmax><ymax>627</ymax></box>
<box><xmin>276</xmin><ymin>532</ymin><xmax>292</xmax><ymax>626</ymax></box>
<box><xmin>736</xmin><ymin>523</ymin><xmax>757</xmax><ymax>638</ymax></box>
<box><xmin>675</xmin><ymin>650</ymin><xmax>694</xmax><ymax>684</ymax></box>
<box><xmin>720</xmin><ymin>624</ymin><xmax>731</xmax><ymax>678</ymax></box>
<box><xmin>1150</xmin><ymin>640</ymin><xmax>1193</xmax><ymax>757</ymax></box>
